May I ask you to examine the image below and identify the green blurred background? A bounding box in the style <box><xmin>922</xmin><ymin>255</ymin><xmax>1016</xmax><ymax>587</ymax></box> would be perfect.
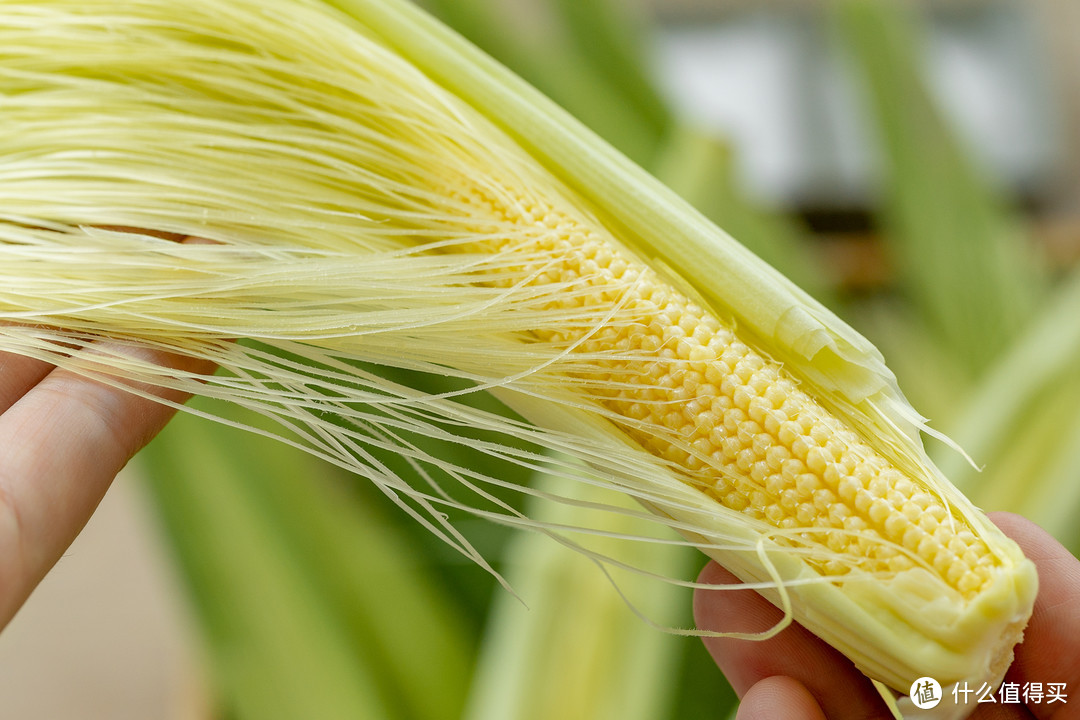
<box><xmin>1</xmin><ymin>0</ymin><xmax>1078</xmax><ymax>717</ymax></box>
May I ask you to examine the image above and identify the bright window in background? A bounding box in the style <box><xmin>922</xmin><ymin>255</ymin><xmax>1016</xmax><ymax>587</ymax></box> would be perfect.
<box><xmin>652</xmin><ymin>1</ymin><xmax>1061</xmax><ymax>209</ymax></box>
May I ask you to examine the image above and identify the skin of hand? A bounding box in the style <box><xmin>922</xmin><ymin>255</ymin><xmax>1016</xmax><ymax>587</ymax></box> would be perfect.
<box><xmin>0</xmin><ymin>342</ymin><xmax>214</xmax><ymax>629</ymax></box>
<box><xmin>0</xmin><ymin>232</ymin><xmax>214</xmax><ymax>630</ymax></box>
<box><xmin>694</xmin><ymin>512</ymin><xmax>1080</xmax><ymax>720</ymax></box>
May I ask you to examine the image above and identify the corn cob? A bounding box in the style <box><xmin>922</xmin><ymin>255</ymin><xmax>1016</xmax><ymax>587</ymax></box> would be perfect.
<box><xmin>0</xmin><ymin>0</ymin><xmax>1036</xmax><ymax>715</ymax></box>
<box><xmin>453</xmin><ymin>184</ymin><xmax>996</xmax><ymax>595</ymax></box>
<box><xmin>441</xmin><ymin>173</ymin><xmax>1033</xmax><ymax>711</ymax></box>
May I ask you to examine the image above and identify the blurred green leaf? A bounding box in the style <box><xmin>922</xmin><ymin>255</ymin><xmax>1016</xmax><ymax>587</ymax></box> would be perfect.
<box><xmin>420</xmin><ymin>0</ymin><xmax>663</xmax><ymax>164</ymax></box>
<box><xmin>463</xmin><ymin>471</ymin><xmax>706</xmax><ymax>720</ymax></box>
<box><xmin>653</xmin><ymin>126</ymin><xmax>832</xmax><ymax>305</ymax></box>
<box><xmin>938</xmin><ymin>268</ymin><xmax>1080</xmax><ymax>544</ymax></box>
<box><xmin>835</xmin><ymin>0</ymin><xmax>1046</xmax><ymax>378</ymax></box>
<box><xmin>141</xmin><ymin>399</ymin><xmax>474</xmax><ymax>720</ymax></box>
<box><xmin>550</xmin><ymin>0</ymin><xmax>672</xmax><ymax>137</ymax></box>
<box><xmin>849</xmin><ymin>299</ymin><xmax>968</xmax><ymax>426</ymax></box>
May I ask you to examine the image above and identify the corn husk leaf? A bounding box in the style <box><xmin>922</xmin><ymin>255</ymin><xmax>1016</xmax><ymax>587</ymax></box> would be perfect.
<box><xmin>322</xmin><ymin>0</ymin><xmax>917</xmax><ymax>422</ymax></box>
<box><xmin>653</xmin><ymin>126</ymin><xmax>831</xmax><ymax>304</ymax></box>
<box><xmin>834</xmin><ymin>0</ymin><xmax>1045</xmax><ymax>378</ymax></box>
<box><xmin>420</xmin><ymin>0</ymin><xmax>663</xmax><ymax>165</ymax></box>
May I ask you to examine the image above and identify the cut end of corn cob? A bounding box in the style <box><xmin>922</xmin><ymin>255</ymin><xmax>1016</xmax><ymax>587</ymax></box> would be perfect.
<box><xmin>0</xmin><ymin>0</ymin><xmax>1038</xmax><ymax>710</ymax></box>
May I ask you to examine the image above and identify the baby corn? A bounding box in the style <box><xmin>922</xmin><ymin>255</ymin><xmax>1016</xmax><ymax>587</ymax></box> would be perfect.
<box><xmin>0</xmin><ymin>0</ymin><xmax>1036</xmax><ymax>714</ymax></box>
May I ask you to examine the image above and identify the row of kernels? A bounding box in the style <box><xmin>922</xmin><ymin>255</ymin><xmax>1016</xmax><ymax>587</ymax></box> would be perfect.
<box><xmin>958</xmin><ymin>571</ymin><xmax>988</xmax><ymax>596</ymax></box>
<box><xmin>457</xmin><ymin>184</ymin><xmax>1000</xmax><ymax>594</ymax></box>
<box><xmin>766</xmin><ymin>445</ymin><xmax>792</xmax><ymax>472</ymax></box>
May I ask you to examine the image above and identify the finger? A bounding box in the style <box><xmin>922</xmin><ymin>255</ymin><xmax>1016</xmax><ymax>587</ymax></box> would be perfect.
<box><xmin>693</xmin><ymin>561</ymin><xmax>891</xmax><ymax>719</ymax></box>
<box><xmin>989</xmin><ymin>512</ymin><xmax>1080</xmax><ymax>720</ymax></box>
<box><xmin>0</xmin><ymin>230</ymin><xmax>209</xmax><ymax>415</ymax></box>
<box><xmin>0</xmin><ymin>343</ymin><xmax>214</xmax><ymax>627</ymax></box>
<box><xmin>0</xmin><ymin>349</ymin><xmax>53</xmax><ymax>414</ymax></box>
<box><xmin>735</xmin><ymin>676</ymin><xmax>827</xmax><ymax>720</ymax></box>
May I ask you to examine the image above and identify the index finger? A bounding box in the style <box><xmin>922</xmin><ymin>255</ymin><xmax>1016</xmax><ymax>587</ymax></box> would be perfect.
<box><xmin>987</xmin><ymin>512</ymin><xmax>1080</xmax><ymax>720</ymax></box>
<box><xmin>0</xmin><ymin>341</ymin><xmax>214</xmax><ymax>627</ymax></box>
<box><xmin>693</xmin><ymin>560</ymin><xmax>891</xmax><ymax>719</ymax></box>
<box><xmin>0</xmin><ymin>233</ymin><xmax>217</xmax><ymax>627</ymax></box>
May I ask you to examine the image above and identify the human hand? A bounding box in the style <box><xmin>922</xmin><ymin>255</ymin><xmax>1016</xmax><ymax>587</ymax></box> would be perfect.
<box><xmin>694</xmin><ymin>512</ymin><xmax>1080</xmax><ymax>719</ymax></box>
<box><xmin>0</xmin><ymin>233</ymin><xmax>214</xmax><ymax>629</ymax></box>
<box><xmin>0</xmin><ymin>342</ymin><xmax>212</xmax><ymax>629</ymax></box>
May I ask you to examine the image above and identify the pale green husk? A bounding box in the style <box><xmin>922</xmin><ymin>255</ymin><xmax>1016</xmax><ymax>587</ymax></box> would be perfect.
<box><xmin>0</xmin><ymin>0</ymin><xmax>1035</xmax><ymax>708</ymax></box>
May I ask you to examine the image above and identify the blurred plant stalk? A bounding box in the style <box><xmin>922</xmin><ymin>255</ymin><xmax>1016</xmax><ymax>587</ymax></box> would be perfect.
<box><xmin>835</xmin><ymin>0</ymin><xmax>1046</xmax><ymax>387</ymax></box>
<box><xmin>940</xmin><ymin>269</ymin><xmax>1080</xmax><ymax>546</ymax></box>
<box><xmin>141</xmin><ymin>400</ymin><xmax>473</xmax><ymax>720</ymax></box>
<box><xmin>836</xmin><ymin>0</ymin><xmax>1080</xmax><ymax>556</ymax></box>
<box><xmin>463</xmin><ymin>471</ymin><xmax>693</xmax><ymax>720</ymax></box>
<box><xmin>653</xmin><ymin>126</ymin><xmax>832</xmax><ymax>304</ymax></box>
